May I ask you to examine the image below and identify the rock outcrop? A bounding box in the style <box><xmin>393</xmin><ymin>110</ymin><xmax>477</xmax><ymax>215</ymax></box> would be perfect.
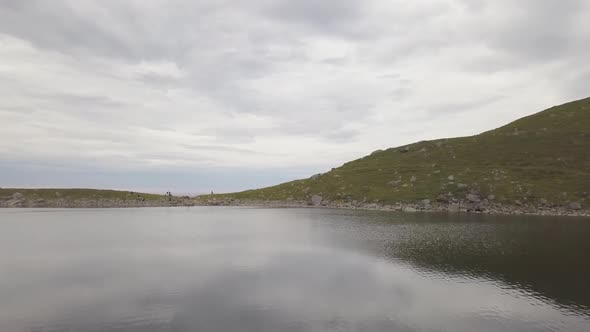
<box><xmin>309</xmin><ymin>195</ymin><xmax>323</xmax><ymax>206</ymax></box>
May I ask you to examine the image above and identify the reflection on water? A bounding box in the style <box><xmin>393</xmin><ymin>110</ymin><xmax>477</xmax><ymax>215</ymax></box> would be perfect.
<box><xmin>0</xmin><ymin>207</ymin><xmax>589</xmax><ymax>332</ymax></box>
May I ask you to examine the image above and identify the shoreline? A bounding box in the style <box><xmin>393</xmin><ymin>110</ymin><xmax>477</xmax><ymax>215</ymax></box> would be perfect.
<box><xmin>195</xmin><ymin>199</ymin><xmax>590</xmax><ymax>218</ymax></box>
<box><xmin>1</xmin><ymin>193</ymin><xmax>588</xmax><ymax>217</ymax></box>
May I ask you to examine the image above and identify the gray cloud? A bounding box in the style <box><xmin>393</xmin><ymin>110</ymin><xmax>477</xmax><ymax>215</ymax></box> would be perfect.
<box><xmin>264</xmin><ymin>0</ymin><xmax>365</xmax><ymax>36</ymax></box>
<box><xmin>0</xmin><ymin>0</ymin><xmax>589</xmax><ymax>192</ymax></box>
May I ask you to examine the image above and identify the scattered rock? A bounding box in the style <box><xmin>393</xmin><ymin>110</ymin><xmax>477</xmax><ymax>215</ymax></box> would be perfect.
<box><xmin>457</xmin><ymin>183</ymin><xmax>468</xmax><ymax>189</ymax></box>
<box><xmin>309</xmin><ymin>195</ymin><xmax>323</xmax><ymax>206</ymax></box>
<box><xmin>419</xmin><ymin>199</ymin><xmax>431</xmax><ymax>209</ymax></box>
<box><xmin>403</xmin><ymin>206</ymin><xmax>417</xmax><ymax>212</ymax></box>
<box><xmin>448</xmin><ymin>204</ymin><xmax>460</xmax><ymax>212</ymax></box>
<box><xmin>487</xmin><ymin>194</ymin><xmax>495</xmax><ymax>201</ymax></box>
<box><xmin>387</xmin><ymin>180</ymin><xmax>401</xmax><ymax>186</ymax></box>
<box><xmin>400</xmin><ymin>146</ymin><xmax>410</xmax><ymax>153</ymax></box>
<box><xmin>466</xmin><ymin>194</ymin><xmax>480</xmax><ymax>202</ymax></box>
<box><xmin>569</xmin><ymin>202</ymin><xmax>582</xmax><ymax>210</ymax></box>
<box><xmin>448</xmin><ymin>175</ymin><xmax>455</xmax><ymax>181</ymax></box>
<box><xmin>515</xmin><ymin>200</ymin><xmax>523</xmax><ymax>206</ymax></box>
<box><xmin>474</xmin><ymin>202</ymin><xmax>486</xmax><ymax>212</ymax></box>
<box><xmin>433</xmin><ymin>170</ymin><xmax>441</xmax><ymax>174</ymax></box>
<box><xmin>12</xmin><ymin>192</ymin><xmax>24</xmax><ymax>200</ymax></box>
<box><xmin>436</xmin><ymin>195</ymin><xmax>449</xmax><ymax>203</ymax></box>
<box><xmin>310</xmin><ymin>174</ymin><xmax>321</xmax><ymax>180</ymax></box>
<box><xmin>410</xmin><ymin>176</ymin><xmax>417</xmax><ymax>182</ymax></box>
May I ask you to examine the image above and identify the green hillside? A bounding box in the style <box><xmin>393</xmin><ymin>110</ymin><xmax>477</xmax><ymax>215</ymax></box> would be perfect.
<box><xmin>219</xmin><ymin>97</ymin><xmax>590</xmax><ymax>207</ymax></box>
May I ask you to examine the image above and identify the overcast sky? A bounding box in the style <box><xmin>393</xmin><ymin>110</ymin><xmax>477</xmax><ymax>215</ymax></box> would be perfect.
<box><xmin>1</xmin><ymin>0</ymin><xmax>589</xmax><ymax>194</ymax></box>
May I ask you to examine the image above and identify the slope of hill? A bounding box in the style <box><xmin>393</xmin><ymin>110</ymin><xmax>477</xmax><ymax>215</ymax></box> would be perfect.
<box><xmin>213</xmin><ymin>97</ymin><xmax>590</xmax><ymax>210</ymax></box>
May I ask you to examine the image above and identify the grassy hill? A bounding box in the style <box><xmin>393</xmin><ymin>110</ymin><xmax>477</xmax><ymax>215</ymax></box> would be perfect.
<box><xmin>216</xmin><ymin>97</ymin><xmax>590</xmax><ymax>207</ymax></box>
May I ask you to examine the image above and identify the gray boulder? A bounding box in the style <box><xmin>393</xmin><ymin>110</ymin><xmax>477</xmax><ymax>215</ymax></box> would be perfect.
<box><xmin>448</xmin><ymin>204</ymin><xmax>460</xmax><ymax>212</ymax></box>
<box><xmin>466</xmin><ymin>194</ymin><xmax>480</xmax><ymax>202</ymax></box>
<box><xmin>465</xmin><ymin>201</ymin><xmax>486</xmax><ymax>212</ymax></box>
<box><xmin>309</xmin><ymin>195</ymin><xmax>323</xmax><ymax>206</ymax></box>
<box><xmin>436</xmin><ymin>195</ymin><xmax>449</xmax><ymax>203</ymax></box>
<box><xmin>569</xmin><ymin>202</ymin><xmax>582</xmax><ymax>210</ymax></box>
<box><xmin>12</xmin><ymin>192</ymin><xmax>23</xmax><ymax>200</ymax></box>
<box><xmin>419</xmin><ymin>199</ymin><xmax>432</xmax><ymax>209</ymax></box>
<box><xmin>403</xmin><ymin>205</ymin><xmax>417</xmax><ymax>212</ymax></box>
<box><xmin>448</xmin><ymin>175</ymin><xmax>455</xmax><ymax>181</ymax></box>
<box><xmin>410</xmin><ymin>176</ymin><xmax>417</xmax><ymax>182</ymax></box>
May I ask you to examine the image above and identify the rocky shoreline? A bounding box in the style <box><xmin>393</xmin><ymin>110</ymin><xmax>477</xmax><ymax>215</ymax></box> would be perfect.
<box><xmin>195</xmin><ymin>196</ymin><xmax>590</xmax><ymax>217</ymax></box>
<box><xmin>1</xmin><ymin>191</ymin><xmax>588</xmax><ymax>217</ymax></box>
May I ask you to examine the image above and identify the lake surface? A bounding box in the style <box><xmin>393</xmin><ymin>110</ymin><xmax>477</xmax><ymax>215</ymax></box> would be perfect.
<box><xmin>1</xmin><ymin>207</ymin><xmax>589</xmax><ymax>332</ymax></box>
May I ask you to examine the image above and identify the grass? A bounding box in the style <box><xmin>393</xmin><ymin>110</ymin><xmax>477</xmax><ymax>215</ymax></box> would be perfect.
<box><xmin>213</xmin><ymin>97</ymin><xmax>590</xmax><ymax>206</ymax></box>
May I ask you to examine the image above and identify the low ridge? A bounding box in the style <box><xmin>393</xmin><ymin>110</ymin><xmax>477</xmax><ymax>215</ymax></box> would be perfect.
<box><xmin>0</xmin><ymin>188</ymin><xmax>191</xmax><ymax>208</ymax></box>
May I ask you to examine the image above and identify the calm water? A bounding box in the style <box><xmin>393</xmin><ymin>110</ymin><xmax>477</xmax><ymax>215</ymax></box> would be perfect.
<box><xmin>1</xmin><ymin>207</ymin><xmax>589</xmax><ymax>332</ymax></box>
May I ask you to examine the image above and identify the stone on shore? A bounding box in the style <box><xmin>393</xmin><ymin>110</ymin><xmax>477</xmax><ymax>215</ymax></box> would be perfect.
<box><xmin>466</xmin><ymin>194</ymin><xmax>480</xmax><ymax>202</ymax></box>
<box><xmin>309</xmin><ymin>195</ymin><xmax>323</xmax><ymax>206</ymax></box>
<box><xmin>403</xmin><ymin>205</ymin><xmax>417</xmax><ymax>212</ymax></box>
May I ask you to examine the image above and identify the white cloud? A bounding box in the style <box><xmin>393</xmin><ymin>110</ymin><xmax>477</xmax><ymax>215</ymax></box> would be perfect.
<box><xmin>0</xmin><ymin>0</ymin><xmax>589</xmax><ymax>191</ymax></box>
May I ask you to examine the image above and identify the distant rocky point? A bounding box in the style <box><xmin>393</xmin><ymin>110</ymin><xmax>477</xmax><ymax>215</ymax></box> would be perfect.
<box><xmin>0</xmin><ymin>189</ymin><xmax>194</xmax><ymax>208</ymax></box>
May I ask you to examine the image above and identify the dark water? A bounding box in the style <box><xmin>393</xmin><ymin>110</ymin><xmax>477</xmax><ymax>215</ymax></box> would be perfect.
<box><xmin>1</xmin><ymin>208</ymin><xmax>589</xmax><ymax>332</ymax></box>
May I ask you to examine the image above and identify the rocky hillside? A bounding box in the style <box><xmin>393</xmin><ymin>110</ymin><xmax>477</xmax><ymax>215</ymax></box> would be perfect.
<box><xmin>0</xmin><ymin>188</ymin><xmax>193</xmax><ymax>208</ymax></box>
<box><xmin>214</xmin><ymin>97</ymin><xmax>590</xmax><ymax>211</ymax></box>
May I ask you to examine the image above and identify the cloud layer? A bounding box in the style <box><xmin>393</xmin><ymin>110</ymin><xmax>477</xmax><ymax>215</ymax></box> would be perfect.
<box><xmin>1</xmin><ymin>0</ymin><xmax>589</xmax><ymax>193</ymax></box>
